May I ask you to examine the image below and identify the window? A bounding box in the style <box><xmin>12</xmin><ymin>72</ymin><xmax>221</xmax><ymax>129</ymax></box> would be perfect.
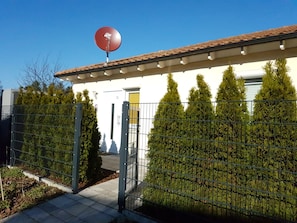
<box><xmin>244</xmin><ymin>78</ymin><xmax>262</xmax><ymax>114</ymax></box>
<box><xmin>245</xmin><ymin>78</ymin><xmax>262</xmax><ymax>102</ymax></box>
<box><xmin>236</xmin><ymin>70</ymin><xmax>264</xmax><ymax>113</ymax></box>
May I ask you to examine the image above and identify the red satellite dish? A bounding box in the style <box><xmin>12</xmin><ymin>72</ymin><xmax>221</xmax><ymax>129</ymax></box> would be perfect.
<box><xmin>95</xmin><ymin>26</ymin><xmax>122</xmax><ymax>63</ymax></box>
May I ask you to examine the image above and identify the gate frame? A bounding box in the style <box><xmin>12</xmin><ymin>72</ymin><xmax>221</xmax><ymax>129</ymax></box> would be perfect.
<box><xmin>118</xmin><ymin>101</ymin><xmax>129</xmax><ymax>212</ymax></box>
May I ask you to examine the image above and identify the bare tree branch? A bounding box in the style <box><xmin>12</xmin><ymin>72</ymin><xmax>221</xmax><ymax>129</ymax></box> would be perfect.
<box><xmin>19</xmin><ymin>55</ymin><xmax>67</xmax><ymax>91</ymax></box>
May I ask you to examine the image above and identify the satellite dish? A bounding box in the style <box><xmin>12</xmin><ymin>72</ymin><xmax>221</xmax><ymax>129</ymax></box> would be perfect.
<box><xmin>95</xmin><ymin>26</ymin><xmax>122</xmax><ymax>64</ymax></box>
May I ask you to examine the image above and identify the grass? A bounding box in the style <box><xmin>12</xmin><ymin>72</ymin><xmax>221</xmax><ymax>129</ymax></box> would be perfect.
<box><xmin>0</xmin><ymin>166</ymin><xmax>64</xmax><ymax>219</ymax></box>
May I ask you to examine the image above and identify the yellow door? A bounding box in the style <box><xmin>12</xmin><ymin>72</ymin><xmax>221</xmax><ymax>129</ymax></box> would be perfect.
<box><xmin>129</xmin><ymin>92</ymin><xmax>139</xmax><ymax>124</ymax></box>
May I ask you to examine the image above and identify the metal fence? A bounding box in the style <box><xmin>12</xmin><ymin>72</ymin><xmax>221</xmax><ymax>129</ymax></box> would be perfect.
<box><xmin>8</xmin><ymin>103</ymin><xmax>82</xmax><ymax>193</ymax></box>
<box><xmin>118</xmin><ymin>101</ymin><xmax>297</xmax><ymax>222</ymax></box>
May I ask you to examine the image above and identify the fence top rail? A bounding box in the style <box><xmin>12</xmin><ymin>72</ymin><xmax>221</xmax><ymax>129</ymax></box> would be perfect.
<box><xmin>130</xmin><ymin>99</ymin><xmax>297</xmax><ymax>103</ymax></box>
<box><xmin>13</xmin><ymin>103</ymin><xmax>80</xmax><ymax>108</ymax></box>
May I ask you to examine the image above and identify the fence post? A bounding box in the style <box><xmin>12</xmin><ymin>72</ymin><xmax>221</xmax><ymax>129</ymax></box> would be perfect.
<box><xmin>118</xmin><ymin>101</ymin><xmax>129</xmax><ymax>212</ymax></box>
<box><xmin>134</xmin><ymin>110</ymin><xmax>140</xmax><ymax>189</ymax></box>
<box><xmin>72</xmin><ymin>103</ymin><xmax>82</xmax><ymax>194</ymax></box>
<box><xmin>9</xmin><ymin>106</ymin><xmax>15</xmax><ymax>166</ymax></box>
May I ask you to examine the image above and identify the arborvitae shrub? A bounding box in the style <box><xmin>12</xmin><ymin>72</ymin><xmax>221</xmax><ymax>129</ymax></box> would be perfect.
<box><xmin>76</xmin><ymin>90</ymin><xmax>102</xmax><ymax>183</ymax></box>
<box><xmin>17</xmin><ymin>86</ymin><xmax>40</xmax><ymax>168</ymax></box>
<box><xmin>184</xmin><ymin>74</ymin><xmax>214</xmax><ymax>208</ymax></box>
<box><xmin>249</xmin><ymin>59</ymin><xmax>297</xmax><ymax>220</ymax></box>
<box><xmin>141</xmin><ymin>63</ymin><xmax>295</xmax><ymax>221</ymax></box>
<box><xmin>15</xmin><ymin>84</ymin><xmax>102</xmax><ymax>185</ymax></box>
<box><xmin>145</xmin><ymin>73</ymin><xmax>185</xmax><ymax>209</ymax></box>
<box><xmin>214</xmin><ymin>65</ymin><xmax>248</xmax><ymax>209</ymax></box>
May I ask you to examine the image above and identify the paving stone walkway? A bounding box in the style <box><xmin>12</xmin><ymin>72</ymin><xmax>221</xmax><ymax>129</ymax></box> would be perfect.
<box><xmin>1</xmin><ymin>178</ymin><xmax>121</xmax><ymax>223</ymax></box>
<box><xmin>1</xmin><ymin>155</ymin><xmax>155</xmax><ymax>223</ymax></box>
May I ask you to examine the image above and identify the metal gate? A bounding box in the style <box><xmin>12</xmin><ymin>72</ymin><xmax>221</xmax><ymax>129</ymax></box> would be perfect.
<box><xmin>118</xmin><ymin>101</ymin><xmax>157</xmax><ymax>214</ymax></box>
<box><xmin>118</xmin><ymin>101</ymin><xmax>141</xmax><ymax>211</ymax></box>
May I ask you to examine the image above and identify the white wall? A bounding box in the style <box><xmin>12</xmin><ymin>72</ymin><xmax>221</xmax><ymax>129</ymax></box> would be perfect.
<box><xmin>1</xmin><ymin>89</ymin><xmax>18</xmax><ymax>119</ymax></box>
<box><xmin>287</xmin><ymin>57</ymin><xmax>297</xmax><ymax>87</ymax></box>
<box><xmin>72</xmin><ymin>58</ymin><xmax>297</xmax><ymax>154</ymax></box>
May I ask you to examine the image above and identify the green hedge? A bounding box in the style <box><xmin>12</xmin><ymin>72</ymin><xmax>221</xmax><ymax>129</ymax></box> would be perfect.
<box><xmin>144</xmin><ymin>59</ymin><xmax>297</xmax><ymax>221</ymax></box>
<box><xmin>15</xmin><ymin>84</ymin><xmax>101</xmax><ymax>185</ymax></box>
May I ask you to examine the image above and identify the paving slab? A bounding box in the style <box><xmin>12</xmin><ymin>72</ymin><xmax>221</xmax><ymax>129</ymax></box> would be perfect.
<box><xmin>1</xmin><ymin>212</ymin><xmax>36</xmax><ymax>223</ymax></box>
<box><xmin>23</xmin><ymin>207</ymin><xmax>50</xmax><ymax>221</ymax></box>
<box><xmin>101</xmin><ymin>155</ymin><xmax>120</xmax><ymax>172</ymax></box>
<box><xmin>51</xmin><ymin>209</ymin><xmax>75</xmax><ymax>222</ymax></box>
<box><xmin>38</xmin><ymin>202</ymin><xmax>60</xmax><ymax>213</ymax></box>
<box><xmin>47</xmin><ymin>197</ymin><xmax>70</xmax><ymax>210</ymax></box>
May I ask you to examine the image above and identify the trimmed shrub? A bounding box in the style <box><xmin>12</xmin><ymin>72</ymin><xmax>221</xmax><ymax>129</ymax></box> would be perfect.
<box><xmin>184</xmin><ymin>74</ymin><xmax>215</xmax><ymax>210</ymax></box>
<box><xmin>214</xmin><ymin>65</ymin><xmax>249</xmax><ymax>212</ymax></box>
<box><xmin>249</xmin><ymin>59</ymin><xmax>297</xmax><ymax>220</ymax></box>
<box><xmin>144</xmin><ymin>73</ymin><xmax>185</xmax><ymax>209</ymax></box>
<box><xmin>75</xmin><ymin>90</ymin><xmax>102</xmax><ymax>183</ymax></box>
<box><xmin>15</xmin><ymin>84</ymin><xmax>101</xmax><ymax>185</ymax></box>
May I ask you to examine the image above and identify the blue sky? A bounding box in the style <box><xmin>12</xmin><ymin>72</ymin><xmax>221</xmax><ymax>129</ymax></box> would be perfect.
<box><xmin>0</xmin><ymin>0</ymin><xmax>296</xmax><ymax>89</ymax></box>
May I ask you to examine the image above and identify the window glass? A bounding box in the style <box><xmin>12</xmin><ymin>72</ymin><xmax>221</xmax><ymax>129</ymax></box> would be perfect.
<box><xmin>244</xmin><ymin>78</ymin><xmax>262</xmax><ymax>113</ymax></box>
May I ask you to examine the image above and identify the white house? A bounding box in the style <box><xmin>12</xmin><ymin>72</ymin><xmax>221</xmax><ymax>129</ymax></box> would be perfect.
<box><xmin>55</xmin><ymin>24</ymin><xmax>297</xmax><ymax>154</ymax></box>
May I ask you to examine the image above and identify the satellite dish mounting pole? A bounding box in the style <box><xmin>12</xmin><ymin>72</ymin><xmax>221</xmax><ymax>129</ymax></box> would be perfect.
<box><xmin>106</xmin><ymin>51</ymin><xmax>109</xmax><ymax>63</ymax></box>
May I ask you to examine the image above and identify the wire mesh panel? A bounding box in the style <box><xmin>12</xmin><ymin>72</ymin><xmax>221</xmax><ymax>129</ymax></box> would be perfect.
<box><xmin>9</xmin><ymin>104</ymin><xmax>81</xmax><ymax>191</ymax></box>
<box><xmin>119</xmin><ymin>100</ymin><xmax>297</xmax><ymax>222</ymax></box>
